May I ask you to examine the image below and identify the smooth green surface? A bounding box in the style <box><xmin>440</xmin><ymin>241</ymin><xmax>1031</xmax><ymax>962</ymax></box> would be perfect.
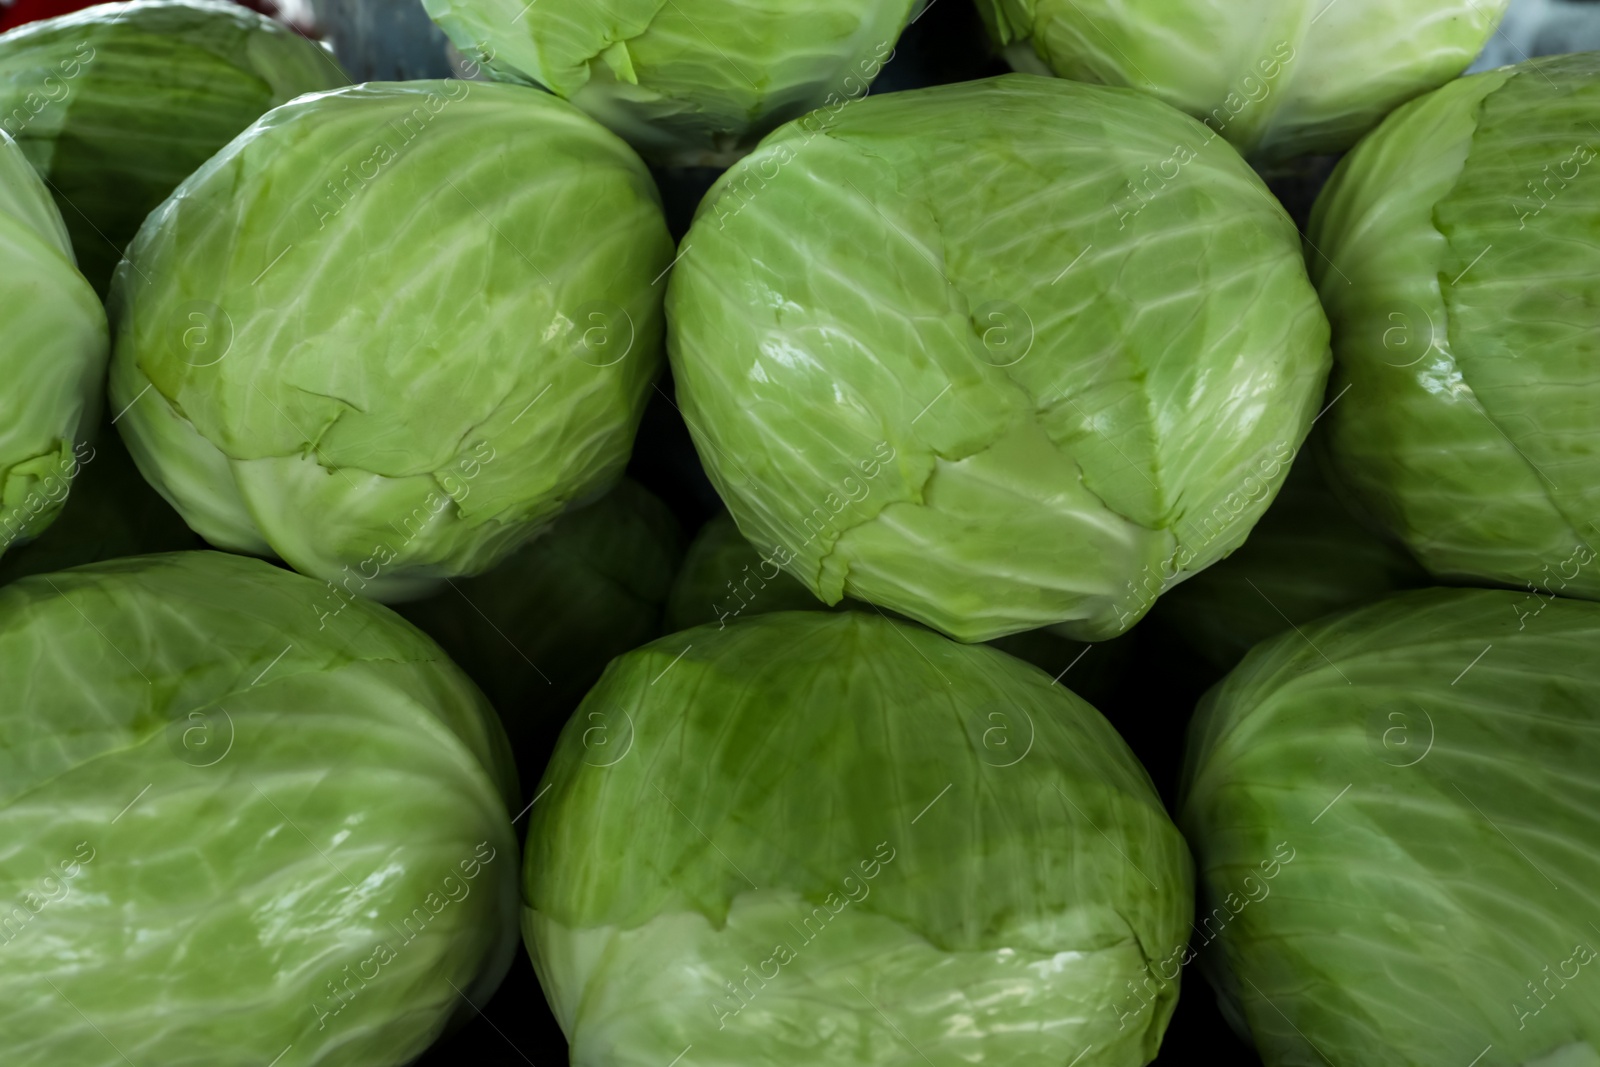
<box><xmin>668</xmin><ymin>75</ymin><xmax>1329</xmax><ymax>642</ymax></box>
<box><xmin>1181</xmin><ymin>588</ymin><xmax>1600</xmax><ymax>1065</ymax></box>
<box><xmin>109</xmin><ymin>80</ymin><xmax>673</xmax><ymax>600</ymax></box>
<box><xmin>0</xmin><ymin>0</ymin><xmax>347</xmax><ymax>293</ymax></box>
<box><xmin>0</xmin><ymin>130</ymin><xmax>106</xmax><ymax>562</ymax></box>
<box><xmin>1311</xmin><ymin>54</ymin><xmax>1600</xmax><ymax>602</ymax></box>
<box><xmin>0</xmin><ymin>551</ymin><xmax>520</xmax><ymax>1066</ymax></box>
<box><xmin>976</xmin><ymin>0</ymin><xmax>1506</xmax><ymax>161</ymax></box>
<box><xmin>1151</xmin><ymin>446</ymin><xmax>1425</xmax><ymax>671</ymax></box>
<box><xmin>421</xmin><ymin>0</ymin><xmax>922</xmax><ymax>163</ymax></box>
<box><xmin>397</xmin><ymin>477</ymin><xmax>682</xmax><ymax>767</ymax></box>
<box><xmin>525</xmin><ymin>610</ymin><xmax>1193</xmax><ymax>1066</ymax></box>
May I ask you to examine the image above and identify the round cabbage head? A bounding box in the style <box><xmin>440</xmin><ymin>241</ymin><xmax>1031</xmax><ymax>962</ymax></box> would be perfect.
<box><xmin>974</xmin><ymin>0</ymin><xmax>1507</xmax><ymax>162</ymax></box>
<box><xmin>1310</xmin><ymin>53</ymin><xmax>1600</xmax><ymax>603</ymax></box>
<box><xmin>1180</xmin><ymin>588</ymin><xmax>1600</xmax><ymax>1066</ymax></box>
<box><xmin>109</xmin><ymin>80</ymin><xmax>674</xmax><ymax>601</ymax></box>
<box><xmin>665</xmin><ymin>510</ymin><xmax>831</xmax><ymax>631</ymax></box>
<box><xmin>524</xmin><ymin>610</ymin><xmax>1194</xmax><ymax>1067</ymax></box>
<box><xmin>0</xmin><ymin>130</ymin><xmax>106</xmax><ymax>563</ymax></box>
<box><xmin>397</xmin><ymin>477</ymin><xmax>683</xmax><ymax>768</ymax></box>
<box><xmin>0</xmin><ymin>551</ymin><xmax>520</xmax><ymax>1066</ymax></box>
<box><xmin>667</xmin><ymin>74</ymin><xmax>1330</xmax><ymax>643</ymax></box>
<box><xmin>0</xmin><ymin>0</ymin><xmax>347</xmax><ymax>293</ymax></box>
<box><xmin>419</xmin><ymin>0</ymin><xmax>924</xmax><ymax>164</ymax></box>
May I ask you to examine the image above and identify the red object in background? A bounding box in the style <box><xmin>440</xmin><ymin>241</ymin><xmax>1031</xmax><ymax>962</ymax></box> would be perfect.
<box><xmin>0</xmin><ymin>0</ymin><xmax>104</xmax><ymax>31</ymax></box>
<box><xmin>0</xmin><ymin>0</ymin><xmax>313</xmax><ymax>35</ymax></box>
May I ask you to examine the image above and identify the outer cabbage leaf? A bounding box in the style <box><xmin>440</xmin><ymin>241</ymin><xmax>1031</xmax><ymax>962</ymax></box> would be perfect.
<box><xmin>1310</xmin><ymin>53</ymin><xmax>1600</xmax><ymax>602</ymax></box>
<box><xmin>0</xmin><ymin>0</ymin><xmax>347</xmax><ymax>293</ymax></box>
<box><xmin>397</xmin><ymin>477</ymin><xmax>683</xmax><ymax>771</ymax></box>
<box><xmin>0</xmin><ymin>551</ymin><xmax>520</xmax><ymax>1066</ymax></box>
<box><xmin>420</xmin><ymin>0</ymin><xmax>924</xmax><ymax>164</ymax></box>
<box><xmin>525</xmin><ymin>610</ymin><xmax>1193</xmax><ymax>1066</ymax></box>
<box><xmin>1180</xmin><ymin>588</ymin><xmax>1600</xmax><ymax>1066</ymax></box>
<box><xmin>109</xmin><ymin>80</ymin><xmax>674</xmax><ymax>601</ymax></box>
<box><xmin>667</xmin><ymin>74</ymin><xmax>1329</xmax><ymax>642</ymax></box>
<box><xmin>975</xmin><ymin>0</ymin><xmax>1507</xmax><ymax>161</ymax></box>
<box><xmin>0</xmin><ymin>129</ymin><xmax>106</xmax><ymax>562</ymax></box>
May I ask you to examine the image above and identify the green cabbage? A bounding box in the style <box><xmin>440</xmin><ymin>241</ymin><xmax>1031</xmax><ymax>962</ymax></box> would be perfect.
<box><xmin>667</xmin><ymin>74</ymin><xmax>1330</xmax><ymax>643</ymax></box>
<box><xmin>108</xmin><ymin>80</ymin><xmax>674</xmax><ymax>601</ymax></box>
<box><xmin>420</xmin><ymin>0</ymin><xmax>924</xmax><ymax>164</ymax></box>
<box><xmin>0</xmin><ymin>551</ymin><xmax>520</xmax><ymax>1066</ymax></box>
<box><xmin>665</xmin><ymin>511</ymin><xmax>830</xmax><ymax>630</ymax></box>
<box><xmin>0</xmin><ymin>0</ymin><xmax>347</xmax><ymax>293</ymax></box>
<box><xmin>397</xmin><ymin>477</ymin><xmax>682</xmax><ymax>769</ymax></box>
<box><xmin>976</xmin><ymin>0</ymin><xmax>1507</xmax><ymax>161</ymax></box>
<box><xmin>525</xmin><ymin>610</ymin><xmax>1193</xmax><ymax>1066</ymax></box>
<box><xmin>0</xmin><ymin>428</ymin><xmax>200</xmax><ymax>587</ymax></box>
<box><xmin>0</xmin><ymin>130</ymin><xmax>106</xmax><ymax>562</ymax></box>
<box><xmin>1310</xmin><ymin>53</ymin><xmax>1600</xmax><ymax>602</ymax></box>
<box><xmin>1181</xmin><ymin>587</ymin><xmax>1600</xmax><ymax>1065</ymax></box>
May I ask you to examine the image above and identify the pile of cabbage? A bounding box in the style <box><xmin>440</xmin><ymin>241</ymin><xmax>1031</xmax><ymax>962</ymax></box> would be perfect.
<box><xmin>0</xmin><ymin>0</ymin><xmax>1596</xmax><ymax>1065</ymax></box>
